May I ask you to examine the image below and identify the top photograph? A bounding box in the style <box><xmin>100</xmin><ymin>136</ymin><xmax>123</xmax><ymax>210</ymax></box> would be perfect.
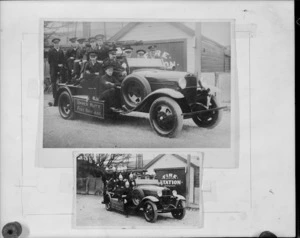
<box><xmin>43</xmin><ymin>21</ymin><xmax>232</xmax><ymax>148</ymax></box>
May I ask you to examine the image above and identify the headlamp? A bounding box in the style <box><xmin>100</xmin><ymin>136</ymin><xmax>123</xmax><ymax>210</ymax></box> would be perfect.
<box><xmin>157</xmin><ymin>190</ymin><xmax>162</xmax><ymax>197</ymax></box>
<box><xmin>172</xmin><ymin>190</ymin><xmax>177</xmax><ymax>196</ymax></box>
<box><xmin>178</xmin><ymin>78</ymin><xmax>187</xmax><ymax>89</ymax></box>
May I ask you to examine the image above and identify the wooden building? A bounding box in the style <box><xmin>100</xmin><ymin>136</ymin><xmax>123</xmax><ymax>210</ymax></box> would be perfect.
<box><xmin>109</xmin><ymin>22</ymin><xmax>230</xmax><ymax>73</ymax></box>
<box><xmin>143</xmin><ymin>154</ymin><xmax>200</xmax><ymax>206</ymax></box>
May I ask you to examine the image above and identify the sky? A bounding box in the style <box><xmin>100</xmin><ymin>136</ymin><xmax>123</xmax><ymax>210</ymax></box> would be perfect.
<box><xmin>184</xmin><ymin>22</ymin><xmax>231</xmax><ymax>46</ymax></box>
<box><xmin>46</xmin><ymin>21</ymin><xmax>231</xmax><ymax>47</ymax></box>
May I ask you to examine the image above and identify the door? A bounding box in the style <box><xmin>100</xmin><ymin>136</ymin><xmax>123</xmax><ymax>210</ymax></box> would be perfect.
<box><xmin>130</xmin><ymin>39</ymin><xmax>187</xmax><ymax>71</ymax></box>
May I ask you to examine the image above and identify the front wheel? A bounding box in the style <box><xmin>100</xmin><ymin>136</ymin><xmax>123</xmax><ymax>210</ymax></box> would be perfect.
<box><xmin>192</xmin><ymin>96</ymin><xmax>222</xmax><ymax>129</ymax></box>
<box><xmin>58</xmin><ymin>91</ymin><xmax>75</xmax><ymax>119</ymax></box>
<box><xmin>149</xmin><ymin>97</ymin><xmax>183</xmax><ymax>138</ymax></box>
<box><xmin>143</xmin><ymin>201</ymin><xmax>158</xmax><ymax>223</ymax></box>
<box><xmin>171</xmin><ymin>200</ymin><xmax>186</xmax><ymax>220</ymax></box>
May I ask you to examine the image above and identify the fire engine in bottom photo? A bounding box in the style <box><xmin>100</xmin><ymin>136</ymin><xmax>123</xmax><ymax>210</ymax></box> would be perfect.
<box><xmin>75</xmin><ymin>153</ymin><xmax>202</xmax><ymax>227</ymax></box>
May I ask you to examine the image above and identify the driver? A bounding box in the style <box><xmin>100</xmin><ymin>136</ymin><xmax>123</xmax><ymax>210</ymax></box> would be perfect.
<box><xmin>103</xmin><ymin>47</ymin><xmax>127</xmax><ymax>81</ymax></box>
<box><xmin>97</xmin><ymin>64</ymin><xmax>119</xmax><ymax>109</ymax></box>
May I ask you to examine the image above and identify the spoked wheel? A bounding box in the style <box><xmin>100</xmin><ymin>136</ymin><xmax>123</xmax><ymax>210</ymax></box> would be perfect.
<box><xmin>58</xmin><ymin>91</ymin><xmax>75</xmax><ymax>119</ymax></box>
<box><xmin>192</xmin><ymin>96</ymin><xmax>222</xmax><ymax>129</ymax></box>
<box><xmin>171</xmin><ymin>200</ymin><xmax>186</xmax><ymax>220</ymax></box>
<box><xmin>149</xmin><ymin>97</ymin><xmax>183</xmax><ymax>138</ymax></box>
<box><xmin>143</xmin><ymin>201</ymin><xmax>158</xmax><ymax>223</ymax></box>
<box><xmin>121</xmin><ymin>75</ymin><xmax>151</xmax><ymax>109</ymax></box>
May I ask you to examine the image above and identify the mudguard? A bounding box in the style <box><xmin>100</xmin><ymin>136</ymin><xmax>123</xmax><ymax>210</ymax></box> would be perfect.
<box><xmin>141</xmin><ymin>196</ymin><xmax>159</xmax><ymax>203</ymax></box>
<box><xmin>132</xmin><ymin>88</ymin><xmax>185</xmax><ymax>113</ymax></box>
<box><xmin>175</xmin><ymin>195</ymin><xmax>186</xmax><ymax>201</ymax></box>
<box><xmin>54</xmin><ymin>85</ymin><xmax>74</xmax><ymax>106</ymax></box>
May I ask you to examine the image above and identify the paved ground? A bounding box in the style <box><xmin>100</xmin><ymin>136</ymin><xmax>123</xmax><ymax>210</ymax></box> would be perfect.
<box><xmin>43</xmin><ymin>93</ymin><xmax>231</xmax><ymax>148</ymax></box>
<box><xmin>76</xmin><ymin>194</ymin><xmax>201</xmax><ymax>228</ymax></box>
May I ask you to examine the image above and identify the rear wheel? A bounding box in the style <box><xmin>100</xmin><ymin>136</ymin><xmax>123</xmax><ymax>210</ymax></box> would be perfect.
<box><xmin>192</xmin><ymin>96</ymin><xmax>222</xmax><ymax>129</ymax></box>
<box><xmin>171</xmin><ymin>200</ymin><xmax>186</xmax><ymax>220</ymax></box>
<box><xmin>149</xmin><ymin>97</ymin><xmax>183</xmax><ymax>138</ymax></box>
<box><xmin>58</xmin><ymin>91</ymin><xmax>75</xmax><ymax>119</ymax></box>
<box><xmin>143</xmin><ymin>201</ymin><xmax>158</xmax><ymax>223</ymax></box>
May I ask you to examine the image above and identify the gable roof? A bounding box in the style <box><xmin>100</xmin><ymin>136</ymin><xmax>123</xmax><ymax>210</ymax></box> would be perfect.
<box><xmin>109</xmin><ymin>22</ymin><xmax>195</xmax><ymax>41</ymax></box>
<box><xmin>143</xmin><ymin>154</ymin><xmax>199</xmax><ymax>170</ymax></box>
<box><xmin>109</xmin><ymin>22</ymin><xmax>226</xmax><ymax>49</ymax></box>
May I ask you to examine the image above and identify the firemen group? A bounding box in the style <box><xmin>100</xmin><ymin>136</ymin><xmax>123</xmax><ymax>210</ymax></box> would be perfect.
<box><xmin>102</xmin><ymin>171</ymin><xmax>137</xmax><ymax>217</ymax></box>
<box><xmin>47</xmin><ymin>35</ymin><xmax>157</xmax><ymax>109</ymax></box>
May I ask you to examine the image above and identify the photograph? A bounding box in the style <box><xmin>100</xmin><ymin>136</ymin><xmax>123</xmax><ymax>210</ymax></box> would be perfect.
<box><xmin>43</xmin><ymin>21</ymin><xmax>232</xmax><ymax>148</ymax></box>
<box><xmin>75</xmin><ymin>152</ymin><xmax>202</xmax><ymax>228</ymax></box>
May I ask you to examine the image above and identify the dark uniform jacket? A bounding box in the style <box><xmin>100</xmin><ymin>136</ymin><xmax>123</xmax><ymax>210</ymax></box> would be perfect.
<box><xmin>84</xmin><ymin>61</ymin><xmax>103</xmax><ymax>75</ymax></box>
<box><xmin>48</xmin><ymin>47</ymin><xmax>65</xmax><ymax>69</ymax></box>
<box><xmin>65</xmin><ymin>48</ymin><xmax>77</xmax><ymax>60</ymax></box>
<box><xmin>96</xmin><ymin>45</ymin><xmax>110</xmax><ymax>61</ymax></box>
<box><xmin>103</xmin><ymin>58</ymin><xmax>126</xmax><ymax>78</ymax></box>
<box><xmin>98</xmin><ymin>74</ymin><xmax>117</xmax><ymax>95</ymax></box>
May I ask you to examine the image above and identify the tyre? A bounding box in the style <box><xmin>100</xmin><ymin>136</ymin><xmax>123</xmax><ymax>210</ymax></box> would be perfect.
<box><xmin>171</xmin><ymin>200</ymin><xmax>186</xmax><ymax>220</ymax></box>
<box><xmin>143</xmin><ymin>201</ymin><xmax>158</xmax><ymax>223</ymax></box>
<box><xmin>149</xmin><ymin>97</ymin><xmax>183</xmax><ymax>138</ymax></box>
<box><xmin>58</xmin><ymin>91</ymin><xmax>75</xmax><ymax>119</ymax></box>
<box><xmin>121</xmin><ymin>74</ymin><xmax>151</xmax><ymax>109</ymax></box>
<box><xmin>131</xmin><ymin>188</ymin><xmax>145</xmax><ymax>206</ymax></box>
<box><xmin>192</xmin><ymin>96</ymin><xmax>222</xmax><ymax>129</ymax></box>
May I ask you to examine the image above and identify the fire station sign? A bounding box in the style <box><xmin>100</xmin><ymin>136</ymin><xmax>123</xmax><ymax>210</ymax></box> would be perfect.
<box><xmin>155</xmin><ymin>168</ymin><xmax>186</xmax><ymax>196</ymax></box>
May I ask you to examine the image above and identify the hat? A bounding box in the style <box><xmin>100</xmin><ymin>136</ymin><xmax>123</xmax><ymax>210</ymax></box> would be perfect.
<box><xmin>69</xmin><ymin>37</ymin><xmax>77</xmax><ymax>43</ymax></box>
<box><xmin>89</xmin><ymin>51</ymin><xmax>97</xmax><ymax>57</ymax></box>
<box><xmin>95</xmin><ymin>34</ymin><xmax>105</xmax><ymax>40</ymax></box>
<box><xmin>148</xmin><ymin>45</ymin><xmax>157</xmax><ymax>51</ymax></box>
<box><xmin>108</xmin><ymin>47</ymin><xmax>117</xmax><ymax>55</ymax></box>
<box><xmin>136</xmin><ymin>49</ymin><xmax>146</xmax><ymax>54</ymax></box>
<box><xmin>123</xmin><ymin>45</ymin><xmax>133</xmax><ymax>51</ymax></box>
<box><xmin>51</xmin><ymin>38</ymin><xmax>61</xmax><ymax>43</ymax></box>
<box><xmin>88</xmin><ymin>37</ymin><xmax>96</xmax><ymax>43</ymax></box>
<box><xmin>77</xmin><ymin>38</ymin><xmax>86</xmax><ymax>44</ymax></box>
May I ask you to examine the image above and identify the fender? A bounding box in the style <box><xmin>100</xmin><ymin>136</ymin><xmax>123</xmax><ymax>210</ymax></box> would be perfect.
<box><xmin>54</xmin><ymin>85</ymin><xmax>74</xmax><ymax>106</ymax></box>
<box><xmin>141</xmin><ymin>196</ymin><xmax>159</xmax><ymax>203</ymax></box>
<box><xmin>132</xmin><ymin>88</ymin><xmax>185</xmax><ymax>113</ymax></box>
<box><xmin>175</xmin><ymin>195</ymin><xmax>186</xmax><ymax>201</ymax></box>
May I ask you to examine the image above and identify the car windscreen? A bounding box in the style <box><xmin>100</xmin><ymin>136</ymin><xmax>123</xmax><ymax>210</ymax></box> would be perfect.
<box><xmin>127</xmin><ymin>58</ymin><xmax>166</xmax><ymax>69</ymax></box>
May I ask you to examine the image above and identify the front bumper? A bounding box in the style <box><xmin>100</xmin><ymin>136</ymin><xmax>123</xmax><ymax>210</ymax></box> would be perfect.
<box><xmin>183</xmin><ymin>106</ymin><xmax>227</xmax><ymax>119</ymax></box>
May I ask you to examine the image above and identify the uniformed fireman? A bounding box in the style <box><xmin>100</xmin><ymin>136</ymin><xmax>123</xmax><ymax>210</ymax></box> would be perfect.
<box><xmin>95</xmin><ymin>34</ymin><xmax>109</xmax><ymax>61</ymax></box>
<box><xmin>136</xmin><ymin>49</ymin><xmax>146</xmax><ymax>58</ymax></box>
<box><xmin>48</xmin><ymin>38</ymin><xmax>65</xmax><ymax>99</ymax></box>
<box><xmin>122</xmin><ymin>45</ymin><xmax>133</xmax><ymax>58</ymax></box>
<box><xmin>80</xmin><ymin>51</ymin><xmax>103</xmax><ymax>99</ymax></box>
<box><xmin>65</xmin><ymin>37</ymin><xmax>79</xmax><ymax>82</ymax></box>
<box><xmin>128</xmin><ymin>172</ymin><xmax>136</xmax><ymax>188</ymax></box>
<box><xmin>72</xmin><ymin>37</ymin><xmax>86</xmax><ymax>81</ymax></box>
<box><xmin>147</xmin><ymin>45</ymin><xmax>158</xmax><ymax>59</ymax></box>
<box><xmin>103</xmin><ymin>47</ymin><xmax>127</xmax><ymax>80</ymax></box>
<box><xmin>97</xmin><ymin>63</ymin><xmax>119</xmax><ymax>109</ymax></box>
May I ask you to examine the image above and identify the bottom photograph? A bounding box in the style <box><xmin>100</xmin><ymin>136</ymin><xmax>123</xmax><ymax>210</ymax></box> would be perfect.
<box><xmin>74</xmin><ymin>152</ymin><xmax>203</xmax><ymax>228</ymax></box>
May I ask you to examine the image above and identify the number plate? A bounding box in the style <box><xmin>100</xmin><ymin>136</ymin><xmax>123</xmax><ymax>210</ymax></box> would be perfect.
<box><xmin>74</xmin><ymin>97</ymin><xmax>105</xmax><ymax>119</ymax></box>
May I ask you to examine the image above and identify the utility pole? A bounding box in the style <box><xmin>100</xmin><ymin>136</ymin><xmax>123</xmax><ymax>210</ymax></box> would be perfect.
<box><xmin>194</xmin><ymin>22</ymin><xmax>202</xmax><ymax>77</ymax></box>
<box><xmin>186</xmin><ymin>154</ymin><xmax>191</xmax><ymax>207</ymax></box>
